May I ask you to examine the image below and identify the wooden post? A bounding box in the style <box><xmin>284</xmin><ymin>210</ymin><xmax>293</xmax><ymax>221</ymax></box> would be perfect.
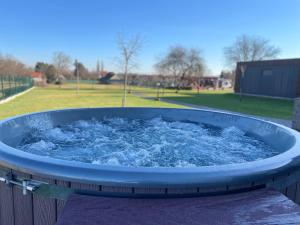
<box><xmin>156</xmin><ymin>82</ymin><xmax>160</xmax><ymax>101</ymax></box>
<box><xmin>76</xmin><ymin>60</ymin><xmax>79</xmax><ymax>95</ymax></box>
<box><xmin>122</xmin><ymin>67</ymin><xmax>128</xmax><ymax>107</ymax></box>
<box><xmin>239</xmin><ymin>64</ymin><xmax>247</xmax><ymax>102</ymax></box>
<box><xmin>292</xmin><ymin>97</ymin><xmax>300</xmax><ymax>131</ymax></box>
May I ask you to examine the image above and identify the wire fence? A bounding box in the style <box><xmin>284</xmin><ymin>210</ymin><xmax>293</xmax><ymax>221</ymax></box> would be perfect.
<box><xmin>66</xmin><ymin>79</ymin><xmax>98</xmax><ymax>84</ymax></box>
<box><xmin>0</xmin><ymin>75</ymin><xmax>34</xmax><ymax>101</ymax></box>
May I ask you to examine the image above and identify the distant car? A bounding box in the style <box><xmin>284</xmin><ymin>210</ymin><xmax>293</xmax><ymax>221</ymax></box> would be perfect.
<box><xmin>219</xmin><ymin>79</ymin><xmax>232</xmax><ymax>88</ymax></box>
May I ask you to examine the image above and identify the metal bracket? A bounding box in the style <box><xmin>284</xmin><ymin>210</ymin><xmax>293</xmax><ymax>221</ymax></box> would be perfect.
<box><xmin>0</xmin><ymin>170</ymin><xmax>74</xmax><ymax>199</ymax></box>
<box><xmin>0</xmin><ymin>173</ymin><xmax>45</xmax><ymax>195</ymax></box>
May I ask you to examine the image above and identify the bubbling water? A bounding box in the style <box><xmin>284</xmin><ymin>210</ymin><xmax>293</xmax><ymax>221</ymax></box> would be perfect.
<box><xmin>17</xmin><ymin>117</ymin><xmax>279</xmax><ymax>167</ymax></box>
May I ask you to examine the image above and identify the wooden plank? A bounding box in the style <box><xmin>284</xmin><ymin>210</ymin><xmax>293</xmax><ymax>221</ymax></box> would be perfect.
<box><xmin>70</xmin><ymin>182</ymin><xmax>99</xmax><ymax>191</ymax></box>
<box><xmin>0</xmin><ymin>182</ymin><xmax>14</xmax><ymax>225</ymax></box>
<box><xmin>198</xmin><ymin>186</ymin><xmax>227</xmax><ymax>194</ymax></box>
<box><xmin>55</xmin><ymin>180</ymin><xmax>70</xmax><ymax>221</ymax></box>
<box><xmin>32</xmin><ymin>176</ymin><xmax>56</xmax><ymax>225</ymax></box>
<box><xmin>13</xmin><ymin>171</ymin><xmax>34</xmax><ymax>225</ymax></box>
<box><xmin>0</xmin><ymin>168</ymin><xmax>14</xmax><ymax>225</ymax></box>
<box><xmin>134</xmin><ymin>187</ymin><xmax>165</xmax><ymax>195</ymax></box>
<box><xmin>56</xmin><ymin>189</ymin><xmax>300</xmax><ymax>225</ymax></box>
<box><xmin>101</xmin><ymin>185</ymin><xmax>132</xmax><ymax>194</ymax></box>
<box><xmin>295</xmin><ymin>182</ymin><xmax>300</xmax><ymax>204</ymax></box>
<box><xmin>286</xmin><ymin>182</ymin><xmax>298</xmax><ymax>202</ymax></box>
<box><xmin>227</xmin><ymin>183</ymin><xmax>253</xmax><ymax>192</ymax></box>
<box><xmin>167</xmin><ymin>188</ymin><xmax>197</xmax><ymax>195</ymax></box>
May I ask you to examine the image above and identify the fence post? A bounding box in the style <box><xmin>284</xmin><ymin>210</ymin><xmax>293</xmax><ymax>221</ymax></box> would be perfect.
<box><xmin>14</xmin><ymin>76</ymin><xmax>17</xmax><ymax>94</ymax></box>
<box><xmin>0</xmin><ymin>76</ymin><xmax>4</xmax><ymax>99</ymax></box>
<box><xmin>8</xmin><ymin>75</ymin><xmax>11</xmax><ymax>96</ymax></box>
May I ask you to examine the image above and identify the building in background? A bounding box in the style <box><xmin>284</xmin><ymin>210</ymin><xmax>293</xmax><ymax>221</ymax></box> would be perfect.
<box><xmin>31</xmin><ymin>72</ymin><xmax>46</xmax><ymax>86</ymax></box>
<box><xmin>235</xmin><ymin>59</ymin><xmax>300</xmax><ymax>99</ymax></box>
<box><xmin>98</xmin><ymin>72</ymin><xmax>115</xmax><ymax>84</ymax></box>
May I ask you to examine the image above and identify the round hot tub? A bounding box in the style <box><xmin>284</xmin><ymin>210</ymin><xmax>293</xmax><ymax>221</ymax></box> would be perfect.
<box><xmin>0</xmin><ymin>107</ymin><xmax>300</xmax><ymax>196</ymax></box>
<box><xmin>1</xmin><ymin>107</ymin><xmax>300</xmax><ymax>225</ymax></box>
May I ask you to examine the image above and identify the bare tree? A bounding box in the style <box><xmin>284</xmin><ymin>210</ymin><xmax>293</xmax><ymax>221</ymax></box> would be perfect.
<box><xmin>116</xmin><ymin>34</ymin><xmax>143</xmax><ymax>107</ymax></box>
<box><xmin>155</xmin><ymin>46</ymin><xmax>185</xmax><ymax>82</ymax></box>
<box><xmin>73</xmin><ymin>61</ymin><xmax>89</xmax><ymax>79</ymax></box>
<box><xmin>0</xmin><ymin>54</ymin><xmax>32</xmax><ymax>76</ymax></box>
<box><xmin>96</xmin><ymin>60</ymin><xmax>100</xmax><ymax>76</ymax></box>
<box><xmin>185</xmin><ymin>48</ymin><xmax>205</xmax><ymax>78</ymax></box>
<box><xmin>224</xmin><ymin>35</ymin><xmax>281</xmax><ymax>67</ymax></box>
<box><xmin>220</xmin><ymin>70</ymin><xmax>235</xmax><ymax>81</ymax></box>
<box><xmin>52</xmin><ymin>51</ymin><xmax>71</xmax><ymax>82</ymax></box>
<box><xmin>155</xmin><ymin>46</ymin><xmax>205</xmax><ymax>92</ymax></box>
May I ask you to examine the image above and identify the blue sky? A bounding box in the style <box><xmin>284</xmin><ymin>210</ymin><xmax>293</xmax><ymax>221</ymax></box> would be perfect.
<box><xmin>0</xmin><ymin>0</ymin><xmax>299</xmax><ymax>74</ymax></box>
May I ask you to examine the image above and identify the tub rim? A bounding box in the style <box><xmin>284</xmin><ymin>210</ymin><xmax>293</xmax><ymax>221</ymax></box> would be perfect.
<box><xmin>0</xmin><ymin>107</ymin><xmax>300</xmax><ymax>188</ymax></box>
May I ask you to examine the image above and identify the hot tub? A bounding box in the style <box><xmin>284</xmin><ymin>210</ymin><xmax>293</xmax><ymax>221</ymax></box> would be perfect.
<box><xmin>0</xmin><ymin>107</ymin><xmax>300</xmax><ymax>225</ymax></box>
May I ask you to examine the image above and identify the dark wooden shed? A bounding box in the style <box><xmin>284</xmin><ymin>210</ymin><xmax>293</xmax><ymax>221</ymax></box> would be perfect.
<box><xmin>234</xmin><ymin>58</ymin><xmax>300</xmax><ymax>99</ymax></box>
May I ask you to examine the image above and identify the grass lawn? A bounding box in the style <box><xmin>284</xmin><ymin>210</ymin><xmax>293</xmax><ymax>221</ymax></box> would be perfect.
<box><xmin>131</xmin><ymin>86</ymin><xmax>293</xmax><ymax>120</ymax></box>
<box><xmin>0</xmin><ymin>83</ymin><xmax>293</xmax><ymax>120</ymax></box>
<box><xmin>0</xmin><ymin>83</ymin><xmax>181</xmax><ymax>120</ymax></box>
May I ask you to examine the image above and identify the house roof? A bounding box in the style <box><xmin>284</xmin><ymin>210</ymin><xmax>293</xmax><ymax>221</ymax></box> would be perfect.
<box><xmin>31</xmin><ymin>72</ymin><xmax>43</xmax><ymax>78</ymax></box>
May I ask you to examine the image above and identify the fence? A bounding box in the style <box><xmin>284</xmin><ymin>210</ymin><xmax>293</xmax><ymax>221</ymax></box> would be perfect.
<box><xmin>0</xmin><ymin>75</ymin><xmax>34</xmax><ymax>101</ymax></box>
<box><xmin>66</xmin><ymin>79</ymin><xmax>98</xmax><ymax>84</ymax></box>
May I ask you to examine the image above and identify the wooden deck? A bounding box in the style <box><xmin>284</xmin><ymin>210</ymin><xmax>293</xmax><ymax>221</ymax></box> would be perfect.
<box><xmin>1</xmin><ymin>165</ymin><xmax>300</xmax><ymax>225</ymax></box>
<box><xmin>56</xmin><ymin>189</ymin><xmax>300</xmax><ymax>225</ymax></box>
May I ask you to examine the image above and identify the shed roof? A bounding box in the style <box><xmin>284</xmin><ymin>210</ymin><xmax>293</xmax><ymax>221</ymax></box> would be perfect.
<box><xmin>237</xmin><ymin>58</ymin><xmax>300</xmax><ymax>67</ymax></box>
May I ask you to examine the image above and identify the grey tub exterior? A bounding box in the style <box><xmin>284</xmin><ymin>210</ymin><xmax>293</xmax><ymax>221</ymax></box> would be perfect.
<box><xmin>0</xmin><ymin>107</ymin><xmax>300</xmax><ymax>225</ymax></box>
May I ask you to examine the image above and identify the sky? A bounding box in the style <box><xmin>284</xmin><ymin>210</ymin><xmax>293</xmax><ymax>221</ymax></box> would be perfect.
<box><xmin>0</xmin><ymin>0</ymin><xmax>299</xmax><ymax>74</ymax></box>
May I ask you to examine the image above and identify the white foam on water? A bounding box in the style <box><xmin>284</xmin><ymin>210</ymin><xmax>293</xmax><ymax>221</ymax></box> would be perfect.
<box><xmin>26</xmin><ymin>113</ymin><xmax>53</xmax><ymax>131</ymax></box>
<box><xmin>17</xmin><ymin>117</ymin><xmax>279</xmax><ymax>168</ymax></box>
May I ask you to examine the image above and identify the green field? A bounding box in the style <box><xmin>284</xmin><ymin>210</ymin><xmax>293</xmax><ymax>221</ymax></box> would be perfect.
<box><xmin>0</xmin><ymin>83</ymin><xmax>293</xmax><ymax>120</ymax></box>
<box><xmin>132</xmin><ymin>86</ymin><xmax>293</xmax><ymax>120</ymax></box>
<box><xmin>0</xmin><ymin>84</ymin><xmax>178</xmax><ymax>120</ymax></box>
